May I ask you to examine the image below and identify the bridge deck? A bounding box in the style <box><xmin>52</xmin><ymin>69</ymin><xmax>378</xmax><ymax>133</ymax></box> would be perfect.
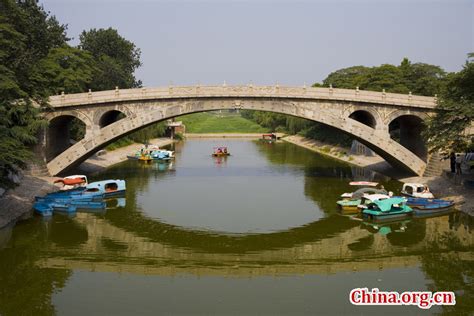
<box><xmin>48</xmin><ymin>85</ymin><xmax>437</xmax><ymax>109</ymax></box>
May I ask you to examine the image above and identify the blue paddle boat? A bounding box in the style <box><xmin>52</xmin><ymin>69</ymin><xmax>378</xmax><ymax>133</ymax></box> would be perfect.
<box><xmin>84</xmin><ymin>180</ymin><xmax>126</xmax><ymax>197</ymax></box>
<box><xmin>35</xmin><ymin>192</ymin><xmax>104</xmax><ymax>203</ymax></box>
<box><xmin>42</xmin><ymin>180</ymin><xmax>126</xmax><ymax>199</ymax></box>
<box><xmin>406</xmin><ymin>197</ymin><xmax>455</xmax><ymax>215</ymax></box>
<box><xmin>34</xmin><ymin>200</ymin><xmax>106</xmax><ymax>216</ymax></box>
<box><xmin>150</xmin><ymin>150</ymin><xmax>172</xmax><ymax>161</ymax></box>
<box><xmin>34</xmin><ymin>179</ymin><xmax>126</xmax><ymax>216</ymax></box>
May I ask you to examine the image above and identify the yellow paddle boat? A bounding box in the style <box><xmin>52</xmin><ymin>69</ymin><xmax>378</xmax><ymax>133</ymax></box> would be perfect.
<box><xmin>212</xmin><ymin>146</ymin><xmax>230</xmax><ymax>157</ymax></box>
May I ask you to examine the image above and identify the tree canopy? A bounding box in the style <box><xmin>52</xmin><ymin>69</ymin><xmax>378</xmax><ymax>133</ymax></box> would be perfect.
<box><xmin>0</xmin><ymin>0</ymin><xmax>144</xmax><ymax>187</ymax></box>
<box><xmin>247</xmin><ymin>58</ymin><xmax>449</xmax><ymax>148</ymax></box>
<box><xmin>319</xmin><ymin>58</ymin><xmax>446</xmax><ymax>96</ymax></box>
<box><xmin>0</xmin><ymin>0</ymin><xmax>68</xmax><ymax>186</ymax></box>
<box><xmin>424</xmin><ymin>54</ymin><xmax>474</xmax><ymax>152</ymax></box>
<box><xmin>79</xmin><ymin>28</ymin><xmax>142</xmax><ymax>90</ymax></box>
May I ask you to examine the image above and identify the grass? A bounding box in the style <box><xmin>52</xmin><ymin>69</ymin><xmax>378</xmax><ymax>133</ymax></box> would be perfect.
<box><xmin>178</xmin><ymin>111</ymin><xmax>269</xmax><ymax>133</ymax></box>
<box><xmin>105</xmin><ymin>137</ymin><xmax>134</xmax><ymax>151</ymax></box>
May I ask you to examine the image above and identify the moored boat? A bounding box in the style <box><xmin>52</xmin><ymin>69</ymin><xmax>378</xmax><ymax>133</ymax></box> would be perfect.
<box><xmin>401</xmin><ymin>183</ymin><xmax>435</xmax><ymax>199</ymax></box>
<box><xmin>35</xmin><ymin>192</ymin><xmax>104</xmax><ymax>203</ymax></box>
<box><xmin>150</xmin><ymin>149</ymin><xmax>172</xmax><ymax>161</ymax></box>
<box><xmin>340</xmin><ymin>182</ymin><xmax>381</xmax><ymax>200</ymax></box>
<box><xmin>84</xmin><ymin>180</ymin><xmax>126</xmax><ymax>197</ymax></box>
<box><xmin>34</xmin><ymin>180</ymin><xmax>126</xmax><ymax>217</ymax></box>
<box><xmin>406</xmin><ymin>197</ymin><xmax>455</xmax><ymax>215</ymax></box>
<box><xmin>34</xmin><ymin>200</ymin><xmax>106</xmax><ymax>216</ymax></box>
<box><xmin>337</xmin><ymin>191</ymin><xmax>391</xmax><ymax>214</ymax></box>
<box><xmin>260</xmin><ymin>133</ymin><xmax>277</xmax><ymax>143</ymax></box>
<box><xmin>54</xmin><ymin>175</ymin><xmax>88</xmax><ymax>191</ymax></box>
<box><xmin>361</xmin><ymin>197</ymin><xmax>413</xmax><ymax>221</ymax></box>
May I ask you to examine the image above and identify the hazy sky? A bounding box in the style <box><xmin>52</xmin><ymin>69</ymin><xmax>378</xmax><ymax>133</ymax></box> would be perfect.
<box><xmin>42</xmin><ymin>0</ymin><xmax>473</xmax><ymax>87</ymax></box>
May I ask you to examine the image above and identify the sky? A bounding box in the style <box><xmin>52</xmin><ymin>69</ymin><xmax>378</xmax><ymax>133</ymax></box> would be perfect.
<box><xmin>41</xmin><ymin>0</ymin><xmax>473</xmax><ymax>87</ymax></box>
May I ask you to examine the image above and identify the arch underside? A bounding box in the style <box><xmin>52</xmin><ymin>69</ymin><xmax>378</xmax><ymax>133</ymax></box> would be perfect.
<box><xmin>46</xmin><ymin>98</ymin><xmax>427</xmax><ymax>176</ymax></box>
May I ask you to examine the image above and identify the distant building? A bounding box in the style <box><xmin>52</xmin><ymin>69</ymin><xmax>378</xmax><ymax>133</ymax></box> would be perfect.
<box><xmin>166</xmin><ymin>120</ymin><xmax>186</xmax><ymax>139</ymax></box>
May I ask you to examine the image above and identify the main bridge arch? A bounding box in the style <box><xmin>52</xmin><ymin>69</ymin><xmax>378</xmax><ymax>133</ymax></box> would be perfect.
<box><xmin>43</xmin><ymin>86</ymin><xmax>436</xmax><ymax>176</ymax></box>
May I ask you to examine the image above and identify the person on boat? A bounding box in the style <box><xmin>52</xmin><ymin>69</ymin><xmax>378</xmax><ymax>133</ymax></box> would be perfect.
<box><xmin>223</xmin><ymin>147</ymin><xmax>227</xmax><ymax>154</ymax></box>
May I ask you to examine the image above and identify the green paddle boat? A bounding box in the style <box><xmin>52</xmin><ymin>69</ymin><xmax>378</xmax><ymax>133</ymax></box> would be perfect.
<box><xmin>361</xmin><ymin>197</ymin><xmax>413</xmax><ymax>221</ymax></box>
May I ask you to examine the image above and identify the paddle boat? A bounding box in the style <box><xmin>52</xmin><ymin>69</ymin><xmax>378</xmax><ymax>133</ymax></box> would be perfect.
<box><xmin>148</xmin><ymin>145</ymin><xmax>175</xmax><ymax>159</ymax></box>
<box><xmin>34</xmin><ymin>200</ymin><xmax>106</xmax><ymax>216</ymax></box>
<box><xmin>150</xmin><ymin>149</ymin><xmax>172</xmax><ymax>161</ymax></box>
<box><xmin>337</xmin><ymin>189</ymin><xmax>390</xmax><ymax>213</ymax></box>
<box><xmin>83</xmin><ymin>180</ymin><xmax>126</xmax><ymax>197</ymax></box>
<box><xmin>361</xmin><ymin>197</ymin><xmax>413</xmax><ymax>221</ymax></box>
<box><xmin>54</xmin><ymin>175</ymin><xmax>88</xmax><ymax>191</ymax></box>
<box><xmin>34</xmin><ymin>179</ymin><xmax>125</xmax><ymax>216</ymax></box>
<box><xmin>260</xmin><ymin>133</ymin><xmax>277</xmax><ymax>143</ymax></box>
<box><xmin>406</xmin><ymin>197</ymin><xmax>455</xmax><ymax>215</ymax></box>
<box><xmin>35</xmin><ymin>192</ymin><xmax>104</xmax><ymax>203</ymax></box>
<box><xmin>212</xmin><ymin>146</ymin><xmax>230</xmax><ymax>157</ymax></box>
<box><xmin>340</xmin><ymin>181</ymin><xmax>380</xmax><ymax>200</ymax></box>
<box><xmin>40</xmin><ymin>180</ymin><xmax>126</xmax><ymax>199</ymax></box>
<box><xmin>127</xmin><ymin>149</ymin><xmax>152</xmax><ymax>162</ymax></box>
<box><xmin>401</xmin><ymin>183</ymin><xmax>434</xmax><ymax>199</ymax></box>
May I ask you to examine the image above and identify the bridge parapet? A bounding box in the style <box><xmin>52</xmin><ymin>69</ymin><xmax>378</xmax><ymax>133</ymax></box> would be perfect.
<box><xmin>48</xmin><ymin>85</ymin><xmax>437</xmax><ymax>109</ymax></box>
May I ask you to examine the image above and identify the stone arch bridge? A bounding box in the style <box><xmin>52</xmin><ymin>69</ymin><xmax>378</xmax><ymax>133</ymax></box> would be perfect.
<box><xmin>42</xmin><ymin>85</ymin><xmax>436</xmax><ymax>176</ymax></box>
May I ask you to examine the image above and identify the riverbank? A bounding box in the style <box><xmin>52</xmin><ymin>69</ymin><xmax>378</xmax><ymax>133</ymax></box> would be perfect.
<box><xmin>186</xmin><ymin>133</ymin><xmax>285</xmax><ymax>139</ymax></box>
<box><xmin>401</xmin><ymin>174</ymin><xmax>474</xmax><ymax>215</ymax></box>
<box><xmin>282</xmin><ymin>135</ymin><xmax>392</xmax><ymax>172</ymax></box>
<box><xmin>0</xmin><ymin>174</ymin><xmax>57</xmax><ymax>228</ymax></box>
<box><xmin>282</xmin><ymin>135</ymin><xmax>474</xmax><ymax>215</ymax></box>
<box><xmin>0</xmin><ymin>137</ymin><xmax>174</xmax><ymax>228</ymax></box>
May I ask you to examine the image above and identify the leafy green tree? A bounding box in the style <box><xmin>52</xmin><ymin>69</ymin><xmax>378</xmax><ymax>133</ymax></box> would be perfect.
<box><xmin>359</xmin><ymin>64</ymin><xmax>408</xmax><ymax>93</ymax></box>
<box><xmin>0</xmin><ymin>0</ymin><xmax>69</xmax><ymax>186</ymax></box>
<box><xmin>424</xmin><ymin>53</ymin><xmax>474</xmax><ymax>152</ymax></box>
<box><xmin>322</xmin><ymin>66</ymin><xmax>371</xmax><ymax>89</ymax></box>
<box><xmin>246</xmin><ymin>58</ymin><xmax>448</xmax><ymax>149</ymax></box>
<box><xmin>79</xmin><ymin>28</ymin><xmax>142</xmax><ymax>90</ymax></box>
<box><xmin>399</xmin><ymin>58</ymin><xmax>446</xmax><ymax>96</ymax></box>
<box><xmin>38</xmin><ymin>45</ymin><xmax>97</xmax><ymax>95</ymax></box>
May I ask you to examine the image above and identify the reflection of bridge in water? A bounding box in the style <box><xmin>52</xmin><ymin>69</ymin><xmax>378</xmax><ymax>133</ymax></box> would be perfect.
<box><xmin>37</xmin><ymin>212</ymin><xmax>474</xmax><ymax>276</ymax></box>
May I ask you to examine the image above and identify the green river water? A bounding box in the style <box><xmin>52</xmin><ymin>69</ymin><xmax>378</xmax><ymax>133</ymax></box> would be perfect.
<box><xmin>0</xmin><ymin>139</ymin><xmax>472</xmax><ymax>315</ymax></box>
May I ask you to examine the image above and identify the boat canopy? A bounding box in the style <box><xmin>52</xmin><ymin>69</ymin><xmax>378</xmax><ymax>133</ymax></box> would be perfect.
<box><xmin>85</xmin><ymin>180</ymin><xmax>126</xmax><ymax>193</ymax></box>
<box><xmin>374</xmin><ymin>197</ymin><xmax>406</xmax><ymax>212</ymax></box>
<box><xmin>352</xmin><ymin>188</ymin><xmax>388</xmax><ymax>199</ymax></box>
<box><xmin>402</xmin><ymin>183</ymin><xmax>429</xmax><ymax>193</ymax></box>
<box><xmin>363</xmin><ymin>194</ymin><xmax>390</xmax><ymax>202</ymax></box>
<box><xmin>349</xmin><ymin>181</ymin><xmax>378</xmax><ymax>187</ymax></box>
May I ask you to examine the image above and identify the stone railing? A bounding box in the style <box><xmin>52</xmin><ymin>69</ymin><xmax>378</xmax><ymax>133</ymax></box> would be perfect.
<box><xmin>48</xmin><ymin>85</ymin><xmax>437</xmax><ymax>109</ymax></box>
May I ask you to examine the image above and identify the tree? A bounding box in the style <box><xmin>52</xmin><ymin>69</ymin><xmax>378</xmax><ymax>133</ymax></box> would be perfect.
<box><xmin>424</xmin><ymin>53</ymin><xmax>474</xmax><ymax>152</ymax></box>
<box><xmin>0</xmin><ymin>0</ymin><xmax>69</xmax><ymax>186</ymax></box>
<box><xmin>322</xmin><ymin>66</ymin><xmax>371</xmax><ymax>89</ymax></box>
<box><xmin>38</xmin><ymin>45</ymin><xmax>97</xmax><ymax>95</ymax></box>
<box><xmin>79</xmin><ymin>28</ymin><xmax>142</xmax><ymax>90</ymax></box>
